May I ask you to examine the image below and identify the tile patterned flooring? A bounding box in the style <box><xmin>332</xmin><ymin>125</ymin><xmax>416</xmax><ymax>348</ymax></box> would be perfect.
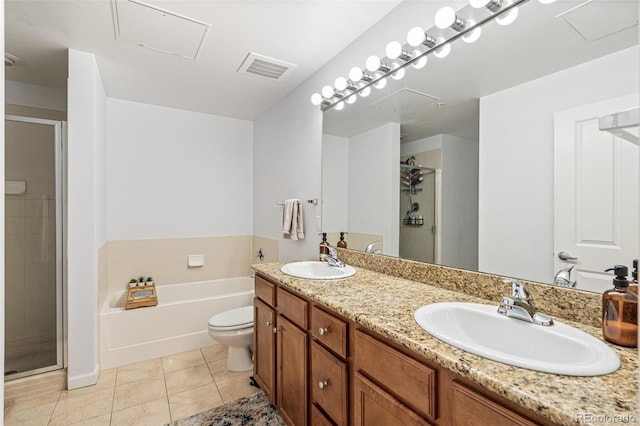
<box><xmin>4</xmin><ymin>345</ymin><xmax>259</xmax><ymax>425</ymax></box>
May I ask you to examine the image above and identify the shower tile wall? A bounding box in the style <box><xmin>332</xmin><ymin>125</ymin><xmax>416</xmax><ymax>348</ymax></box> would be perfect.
<box><xmin>5</xmin><ymin>120</ymin><xmax>58</xmax><ymax>374</ymax></box>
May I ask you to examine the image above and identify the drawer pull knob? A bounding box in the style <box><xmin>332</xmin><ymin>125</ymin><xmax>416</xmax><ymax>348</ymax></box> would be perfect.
<box><xmin>319</xmin><ymin>327</ymin><xmax>328</xmax><ymax>336</ymax></box>
<box><xmin>318</xmin><ymin>380</ymin><xmax>328</xmax><ymax>390</ymax></box>
<box><xmin>265</xmin><ymin>321</ymin><xmax>272</xmax><ymax>327</ymax></box>
<box><xmin>273</xmin><ymin>327</ymin><xmax>280</xmax><ymax>334</ymax></box>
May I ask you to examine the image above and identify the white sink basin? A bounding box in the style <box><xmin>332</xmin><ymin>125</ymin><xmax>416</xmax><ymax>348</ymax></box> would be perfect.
<box><xmin>414</xmin><ymin>302</ymin><xmax>620</xmax><ymax>376</ymax></box>
<box><xmin>280</xmin><ymin>261</ymin><xmax>356</xmax><ymax>280</ymax></box>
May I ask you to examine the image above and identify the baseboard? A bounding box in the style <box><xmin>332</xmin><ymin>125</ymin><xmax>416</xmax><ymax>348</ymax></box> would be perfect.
<box><xmin>67</xmin><ymin>364</ymin><xmax>99</xmax><ymax>390</ymax></box>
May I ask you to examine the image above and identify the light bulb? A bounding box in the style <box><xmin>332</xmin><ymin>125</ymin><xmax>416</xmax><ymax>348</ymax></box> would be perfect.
<box><xmin>349</xmin><ymin>67</ymin><xmax>364</xmax><ymax>82</ymax></box>
<box><xmin>496</xmin><ymin>4</ymin><xmax>519</xmax><ymax>25</ymax></box>
<box><xmin>334</xmin><ymin>101</ymin><xmax>345</xmax><ymax>111</ymax></box>
<box><xmin>391</xmin><ymin>65</ymin><xmax>405</xmax><ymax>81</ymax></box>
<box><xmin>310</xmin><ymin>93</ymin><xmax>323</xmax><ymax>106</ymax></box>
<box><xmin>470</xmin><ymin>0</ymin><xmax>502</xmax><ymax>11</ymax></box>
<box><xmin>385</xmin><ymin>41</ymin><xmax>403</xmax><ymax>59</ymax></box>
<box><xmin>345</xmin><ymin>94</ymin><xmax>357</xmax><ymax>104</ymax></box>
<box><xmin>365</xmin><ymin>55</ymin><xmax>381</xmax><ymax>72</ymax></box>
<box><xmin>470</xmin><ymin>0</ymin><xmax>489</xmax><ymax>7</ymax></box>
<box><xmin>434</xmin><ymin>41</ymin><xmax>451</xmax><ymax>59</ymax></box>
<box><xmin>435</xmin><ymin>7</ymin><xmax>457</xmax><ymax>29</ymax></box>
<box><xmin>407</xmin><ymin>27</ymin><xmax>425</xmax><ymax>47</ymax></box>
<box><xmin>411</xmin><ymin>52</ymin><xmax>427</xmax><ymax>69</ymax></box>
<box><xmin>374</xmin><ymin>78</ymin><xmax>387</xmax><ymax>89</ymax></box>
<box><xmin>359</xmin><ymin>86</ymin><xmax>371</xmax><ymax>97</ymax></box>
<box><xmin>335</xmin><ymin>77</ymin><xmax>348</xmax><ymax>91</ymax></box>
<box><xmin>321</xmin><ymin>85</ymin><xmax>334</xmax><ymax>99</ymax></box>
<box><xmin>462</xmin><ymin>24</ymin><xmax>482</xmax><ymax>43</ymax></box>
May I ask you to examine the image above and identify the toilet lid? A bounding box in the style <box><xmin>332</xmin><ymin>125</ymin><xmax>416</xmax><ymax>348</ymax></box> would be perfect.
<box><xmin>208</xmin><ymin>306</ymin><xmax>253</xmax><ymax>330</ymax></box>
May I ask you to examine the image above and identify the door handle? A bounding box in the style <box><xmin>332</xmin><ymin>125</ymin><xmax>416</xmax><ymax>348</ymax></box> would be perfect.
<box><xmin>558</xmin><ymin>251</ymin><xmax>578</xmax><ymax>261</ymax></box>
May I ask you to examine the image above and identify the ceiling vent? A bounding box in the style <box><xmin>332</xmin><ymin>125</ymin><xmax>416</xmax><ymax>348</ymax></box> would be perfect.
<box><xmin>370</xmin><ymin>88</ymin><xmax>440</xmax><ymax>112</ymax></box>
<box><xmin>112</xmin><ymin>0</ymin><xmax>211</xmax><ymax>60</ymax></box>
<box><xmin>237</xmin><ymin>52</ymin><xmax>297</xmax><ymax>81</ymax></box>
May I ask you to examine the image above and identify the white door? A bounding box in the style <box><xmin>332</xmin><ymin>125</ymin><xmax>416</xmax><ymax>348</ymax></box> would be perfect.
<box><xmin>554</xmin><ymin>94</ymin><xmax>639</xmax><ymax>293</ymax></box>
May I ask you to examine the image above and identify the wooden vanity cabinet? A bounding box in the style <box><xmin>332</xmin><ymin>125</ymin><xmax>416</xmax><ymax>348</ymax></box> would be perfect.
<box><xmin>254</xmin><ymin>275</ymin><xmax>308</xmax><ymax>426</ymax></box>
<box><xmin>255</xmin><ymin>274</ymin><xmax>555</xmax><ymax>426</ymax></box>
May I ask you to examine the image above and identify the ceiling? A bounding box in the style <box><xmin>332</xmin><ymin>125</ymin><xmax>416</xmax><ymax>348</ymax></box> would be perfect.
<box><xmin>4</xmin><ymin>0</ymin><xmax>402</xmax><ymax>120</ymax></box>
<box><xmin>322</xmin><ymin>0</ymin><xmax>639</xmax><ymax>142</ymax></box>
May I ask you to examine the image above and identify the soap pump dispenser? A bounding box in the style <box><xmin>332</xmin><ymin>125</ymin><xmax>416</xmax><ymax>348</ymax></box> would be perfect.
<box><xmin>602</xmin><ymin>265</ymin><xmax>637</xmax><ymax>347</ymax></box>
<box><xmin>630</xmin><ymin>259</ymin><xmax>638</xmax><ymax>295</ymax></box>
<box><xmin>337</xmin><ymin>232</ymin><xmax>347</xmax><ymax>248</ymax></box>
<box><xmin>319</xmin><ymin>233</ymin><xmax>330</xmax><ymax>260</ymax></box>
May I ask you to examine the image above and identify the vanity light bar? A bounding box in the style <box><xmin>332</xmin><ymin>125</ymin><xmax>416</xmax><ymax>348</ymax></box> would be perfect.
<box><xmin>311</xmin><ymin>0</ymin><xmax>553</xmax><ymax>112</ymax></box>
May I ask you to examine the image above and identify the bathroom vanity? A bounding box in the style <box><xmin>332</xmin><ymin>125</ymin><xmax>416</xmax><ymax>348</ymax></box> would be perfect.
<box><xmin>252</xmin><ymin>255</ymin><xmax>638</xmax><ymax>426</ymax></box>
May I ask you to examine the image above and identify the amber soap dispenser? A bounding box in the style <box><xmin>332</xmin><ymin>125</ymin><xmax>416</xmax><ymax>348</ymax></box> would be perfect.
<box><xmin>602</xmin><ymin>265</ymin><xmax>638</xmax><ymax>347</ymax></box>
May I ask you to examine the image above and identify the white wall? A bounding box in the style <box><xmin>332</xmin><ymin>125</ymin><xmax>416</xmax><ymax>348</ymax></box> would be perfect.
<box><xmin>106</xmin><ymin>99</ymin><xmax>253</xmax><ymax>240</ymax></box>
<box><xmin>348</xmin><ymin>123</ymin><xmax>400</xmax><ymax>256</ymax></box>
<box><xmin>479</xmin><ymin>47</ymin><xmax>639</xmax><ymax>283</ymax></box>
<box><xmin>5</xmin><ymin>80</ymin><xmax>67</xmax><ymax>111</ymax></box>
<box><xmin>253</xmin><ymin>88</ymin><xmax>323</xmax><ymax>261</ymax></box>
<box><xmin>322</xmin><ymin>134</ymin><xmax>349</xmax><ymax>233</ymax></box>
<box><xmin>67</xmin><ymin>49</ymin><xmax>106</xmax><ymax>389</ymax></box>
<box><xmin>441</xmin><ymin>134</ymin><xmax>478</xmax><ymax>270</ymax></box>
<box><xmin>1</xmin><ymin>1</ymin><xmax>6</xmax><ymax>414</ymax></box>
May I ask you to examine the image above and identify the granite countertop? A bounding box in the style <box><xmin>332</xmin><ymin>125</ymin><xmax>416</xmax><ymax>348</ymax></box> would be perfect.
<box><xmin>252</xmin><ymin>262</ymin><xmax>638</xmax><ymax>426</ymax></box>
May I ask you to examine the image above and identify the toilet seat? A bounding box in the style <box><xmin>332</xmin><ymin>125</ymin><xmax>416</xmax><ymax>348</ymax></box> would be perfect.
<box><xmin>208</xmin><ymin>306</ymin><xmax>253</xmax><ymax>331</ymax></box>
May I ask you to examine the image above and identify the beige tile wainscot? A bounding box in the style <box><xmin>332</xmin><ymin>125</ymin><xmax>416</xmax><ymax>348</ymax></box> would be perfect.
<box><xmin>252</xmin><ymin>260</ymin><xmax>638</xmax><ymax>426</ymax></box>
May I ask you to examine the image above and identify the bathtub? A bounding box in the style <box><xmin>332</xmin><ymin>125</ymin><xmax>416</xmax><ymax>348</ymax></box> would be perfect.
<box><xmin>99</xmin><ymin>277</ymin><xmax>254</xmax><ymax>369</ymax></box>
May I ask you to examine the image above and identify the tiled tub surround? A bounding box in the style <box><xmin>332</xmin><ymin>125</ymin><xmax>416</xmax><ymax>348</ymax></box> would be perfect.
<box><xmin>252</xmin><ymin>258</ymin><xmax>638</xmax><ymax>426</ymax></box>
<box><xmin>99</xmin><ymin>235</ymin><xmax>278</xmax><ymax>298</ymax></box>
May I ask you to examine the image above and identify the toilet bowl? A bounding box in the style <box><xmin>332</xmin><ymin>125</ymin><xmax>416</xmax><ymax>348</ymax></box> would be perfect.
<box><xmin>208</xmin><ymin>305</ymin><xmax>254</xmax><ymax>372</ymax></box>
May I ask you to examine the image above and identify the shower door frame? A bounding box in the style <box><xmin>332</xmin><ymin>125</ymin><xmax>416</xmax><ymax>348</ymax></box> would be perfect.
<box><xmin>5</xmin><ymin>115</ymin><xmax>66</xmax><ymax>380</ymax></box>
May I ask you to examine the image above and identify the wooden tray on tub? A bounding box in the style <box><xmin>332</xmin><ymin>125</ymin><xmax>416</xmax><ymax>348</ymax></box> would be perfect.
<box><xmin>125</xmin><ymin>283</ymin><xmax>158</xmax><ymax>310</ymax></box>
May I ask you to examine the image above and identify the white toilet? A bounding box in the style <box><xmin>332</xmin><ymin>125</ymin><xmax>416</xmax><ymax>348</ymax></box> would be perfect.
<box><xmin>207</xmin><ymin>305</ymin><xmax>254</xmax><ymax>372</ymax></box>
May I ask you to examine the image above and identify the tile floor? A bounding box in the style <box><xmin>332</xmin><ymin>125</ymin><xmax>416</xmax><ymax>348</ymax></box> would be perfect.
<box><xmin>4</xmin><ymin>345</ymin><xmax>259</xmax><ymax>425</ymax></box>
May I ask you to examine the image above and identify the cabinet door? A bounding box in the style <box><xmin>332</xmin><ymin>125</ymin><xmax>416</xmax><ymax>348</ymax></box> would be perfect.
<box><xmin>254</xmin><ymin>298</ymin><xmax>276</xmax><ymax>405</ymax></box>
<box><xmin>451</xmin><ymin>381</ymin><xmax>539</xmax><ymax>426</ymax></box>
<box><xmin>277</xmin><ymin>315</ymin><xmax>309</xmax><ymax>426</ymax></box>
<box><xmin>353</xmin><ymin>373</ymin><xmax>431</xmax><ymax>426</ymax></box>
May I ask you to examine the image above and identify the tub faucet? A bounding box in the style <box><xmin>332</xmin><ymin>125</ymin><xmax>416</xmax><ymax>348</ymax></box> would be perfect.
<box><xmin>553</xmin><ymin>265</ymin><xmax>577</xmax><ymax>288</ymax></box>
<box><xmin>497</xmin><ymin>280</ymin><xmax>553</xmax><ymax>326</ymax></box>
<box><xmin>320</xmin><ymin>246</ymin><xmax>345</xmax><ymax>268</ymax></box>
<box><xmin>365</xmin><ymin>240</ymin><xmax>381</xmax><ymax>254</ymax></box>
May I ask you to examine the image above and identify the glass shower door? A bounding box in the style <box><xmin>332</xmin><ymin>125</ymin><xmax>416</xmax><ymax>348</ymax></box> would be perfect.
<box><xmin>5</xmin><ymin>116</ymin><xmax>64</xmax><ymax>379</ymax></box>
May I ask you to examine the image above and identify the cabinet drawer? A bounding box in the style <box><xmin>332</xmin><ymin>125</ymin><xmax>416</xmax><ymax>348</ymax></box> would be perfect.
<box><xmin>311</xmin><ymin>404</ymin><xmax>335</xmax><ymax>426</ymax></box>
<box><xmin>277</xmin><ymin>287</ymin><xmax>308</xmax><ymax>329</ymax></box>
<box><xmin>311</xmin><ymin>306</ymin><xmax>348</xmax><ymax>359</ymax></box>
<box><xmin>355</xmin><ymin>331</ymin><xmax>437</xmax><ymax>420</ymax></box>
<box><xmin>255</xmin><ymin>275</ymin><xmax>276</xmax><ymax>306</ymax></box>
<box><xmin>311</xmin><ymin>342</ymin><xmax>348</xmax><ymax>426</ymax></box>
<box><xmin>452</xmin><ymin>381</ymin><xmax>538</xmax><ymax>426</ymax></box>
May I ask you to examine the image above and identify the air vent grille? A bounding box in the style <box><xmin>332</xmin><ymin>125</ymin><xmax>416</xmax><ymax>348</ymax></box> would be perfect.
<box><xmin>237</xmin><ymin>52</ymin><xmax>297</xmax><ymax>81</ymax></box>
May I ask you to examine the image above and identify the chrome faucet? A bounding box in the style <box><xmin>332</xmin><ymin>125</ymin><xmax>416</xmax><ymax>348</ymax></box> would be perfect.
<box><xmin>553</xmin><ymin>265</ymin><xmax>577</xmax><ymax>288</ymax></box>
<box><xmin>497</xmin><ymin>280</ymin><xmax>553</xmax><ymax>326</ymax></box>
<box><xmin>320</xmin><ymin>246</ymin><xmax>345</xmax><ymax>268</ymax></box>
<box><xmin>364</xmin><ymin>240</ymin><xmax>381</xmax><ymax>254</ymax></box>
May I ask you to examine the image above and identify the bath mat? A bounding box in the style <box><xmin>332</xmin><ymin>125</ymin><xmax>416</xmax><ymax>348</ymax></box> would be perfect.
<box><xmin>166</xmin><ymin>391</ymin><xmax>286</xmax><ymax>426</ymax></box>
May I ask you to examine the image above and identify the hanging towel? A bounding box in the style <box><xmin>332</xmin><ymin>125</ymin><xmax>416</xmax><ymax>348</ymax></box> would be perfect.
<box><xmin>282</xmin><ymin>198</ymin><xmax>305</xmax><ymax>240</ymax></box>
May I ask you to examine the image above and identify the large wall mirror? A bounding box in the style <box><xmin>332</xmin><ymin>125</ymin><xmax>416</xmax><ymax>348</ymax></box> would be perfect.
<box><xmin>322</xmin><ymin>0</ymin><xmax>639</xmax><ymax>293</ymax></box>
